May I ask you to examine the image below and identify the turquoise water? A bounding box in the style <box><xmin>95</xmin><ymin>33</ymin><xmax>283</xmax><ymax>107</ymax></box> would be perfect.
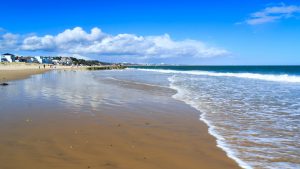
<box><xmin>125</xmin><ymin>66</ymin><xmax>300</xmax><ymax>169</ymax></box>
<box><xmin>130</xmin><ymin>66</ymin><xmax>300</xmax><ymax>75</ymax></box>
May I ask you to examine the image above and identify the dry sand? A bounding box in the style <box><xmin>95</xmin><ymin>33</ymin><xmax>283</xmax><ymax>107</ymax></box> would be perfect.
<box><xmin>0</xmin><ymin>67</ymin><xmax>241</xmax><ymax>169</ymax></box>
<box><xmin>0</xmin><ymin>63</ymin><xmax>51</xmax><ymax>82</ymax></box>
<box><xmin>0</xmin><ymin>63</ymin><xmax>86</xmax><ymax>82</ymax></box>
<box><xmin>0</xmin><ymin>69</ymin><xmax>49</xmax><ymax>83</ymax></box>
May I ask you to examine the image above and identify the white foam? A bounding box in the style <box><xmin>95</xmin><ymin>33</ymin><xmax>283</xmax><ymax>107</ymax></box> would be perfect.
<box><xmin>136</xmin><ymin>68</ymin><xmax>300</xmax><ymax>83</ymax></box>
<box><xmin>168</xmin><ymin>76</ymin><xmax>253</xmax><ymax>169</ymax></box>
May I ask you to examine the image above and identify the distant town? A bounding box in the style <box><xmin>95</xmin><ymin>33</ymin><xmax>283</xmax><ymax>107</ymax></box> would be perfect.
<box><xmin>0</xmin><ymin>53</ymin><xmax>112</xmax><ymax>66</ymax></box>
<box><xmin>0</xmin><ymin>53</ymin><xmax>177</xmax><ymax>67</ymax></box>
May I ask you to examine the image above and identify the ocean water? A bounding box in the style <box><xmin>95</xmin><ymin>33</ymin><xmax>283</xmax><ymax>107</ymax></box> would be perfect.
<box><xmin>125</xmin><ymin>66</ymin><xmax>300</xmax><ymax>169</ymax></box>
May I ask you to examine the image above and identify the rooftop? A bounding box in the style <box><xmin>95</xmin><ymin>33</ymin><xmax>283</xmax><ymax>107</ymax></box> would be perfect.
<box><xmin>2</xmin><ymin>53</ymin><xmax>15</xmax><ymax>56</ymax></box>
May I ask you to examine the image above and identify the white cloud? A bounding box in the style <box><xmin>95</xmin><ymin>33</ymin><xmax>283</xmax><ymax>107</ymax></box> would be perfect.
<box><xmin>1</xmin><ymin>27</ymin><xmax>229</xmax><ymax>61</ymax></box>
<box><xmin>55</xmin><ymin>27</ymin><xmax>105</xmax><ymax>44</ymax></box>
<box><xmin>245</xmin><ymin>4</ymin><xmax>300</xmax><ymax>25</ymax></box>
<box><xmin>22</xmin><ymin>35</ymin><xmax>55</xmax><ymax>51</ymax></box>
<box><xmin>21</xmin><ymin>27</ymin><xmax>106</xmax><ymax>51</ymax></box>
<box><xmin>0</xmin><ymin>33</ymin><xmax>20</xmax><ymax>50</ymax></box>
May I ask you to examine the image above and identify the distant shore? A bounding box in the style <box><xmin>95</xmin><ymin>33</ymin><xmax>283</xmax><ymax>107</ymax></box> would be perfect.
<box><xmin>0</xmin><ymin>62</ymin><xmax>126</xmax><ymax>83</ymax></box>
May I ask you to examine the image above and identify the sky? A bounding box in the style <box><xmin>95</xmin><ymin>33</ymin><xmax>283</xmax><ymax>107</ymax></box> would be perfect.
<box><xmin>0</xmin><ymin>0</ymin><xmax>300</xmax><ymax>65</ymax></box>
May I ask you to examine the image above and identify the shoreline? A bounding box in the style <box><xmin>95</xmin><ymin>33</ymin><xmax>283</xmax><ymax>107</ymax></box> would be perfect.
<box><xmin>0</xmin><ymin>68</ymin><xmax>241</xmax><ymax>169</ymax></box>
<box><xmin>169</xmin><ymin>78</ymin><xmax>249</xmax><ymax>169</ymax></box>
<box><xmin>0</xmin><ymin>63</ymin><xmax>126</xmax><ymax>83</ymax></box>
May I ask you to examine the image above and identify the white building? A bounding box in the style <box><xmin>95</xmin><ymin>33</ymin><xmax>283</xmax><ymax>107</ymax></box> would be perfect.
<box><xmin>1</xmin><ymin>53</ymin><xmax>16</xmax><ymax>62</ymax></box>
<box><xmin>35</xmin><ymin>56</ymin><xmax>53</xmax><ymax>64</ymax></box>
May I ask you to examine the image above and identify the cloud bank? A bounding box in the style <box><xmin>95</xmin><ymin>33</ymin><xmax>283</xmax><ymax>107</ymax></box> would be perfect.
<box><xmin>245</xmin><ymin>4</ymin><xmax>300</xmax><ymax>25</ymax></box>
<box><xmin>1</xmin><ymin>27</ymin><xmax>229</xmax><ymax>62</ymax></box>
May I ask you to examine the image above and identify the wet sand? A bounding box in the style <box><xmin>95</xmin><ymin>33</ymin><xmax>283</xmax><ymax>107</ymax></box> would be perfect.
<box><xmin>0</xmin><ymin>71</ymin><xmax>241</xmax><ymax>169</ymax></box>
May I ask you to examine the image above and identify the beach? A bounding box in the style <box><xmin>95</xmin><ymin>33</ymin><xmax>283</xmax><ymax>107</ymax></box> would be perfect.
<box><xmin>0</xmin><ymin>69</ymin><xmax>49</xmax><ymax>83</ymax></box>
<box><xmin>0</xmin><ymin>68</ymin><xmax>240</xmax><ymax>169</ymax></box>
<box><xmin>2</xmin><ymin>1</ymin><xmax>299</xmax><ymax>168</ymax></box>
<box><xmin>0</xmin><ymin>63</ymin><xmax>125</xmax><ymax>83</ymax></box>
<box><xmin>0</xmin><ymin>63</ymin><xmax>49</xmax><ymax>82</ymax></box>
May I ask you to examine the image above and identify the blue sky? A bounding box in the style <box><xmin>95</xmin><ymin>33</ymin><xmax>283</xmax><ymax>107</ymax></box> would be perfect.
<box><xmin>0</xmin><ymin>0</ymin><xmax>300</xmax><ymax>65</ymax></box>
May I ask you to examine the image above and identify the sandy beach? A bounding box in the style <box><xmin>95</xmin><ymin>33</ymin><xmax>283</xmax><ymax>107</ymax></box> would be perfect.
<box><xmin>0</xmin><ymin>69</ymin><xmax>49</xmax><ymax>83</ymax></box>
<box><xmin>0</xmin><ymin>63</ymin><xmax>123</xmax><ymax>83</ymax></box>
<box><xmin>0</xmin><ymin>68</ymin><xmax>240</xmax><ymax>169</ymax></box>
<box><xmin>0</xmin><ymin>63</ymin><xmax>54</xmax><ymax>82</ymax></box>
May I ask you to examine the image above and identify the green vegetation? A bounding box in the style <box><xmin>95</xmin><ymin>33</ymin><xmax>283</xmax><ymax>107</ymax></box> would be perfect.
<box><xmin>70</xmin><ymin>57</ymin><xmax>106</xmax><ymax>66</ymax></box>
<box><xmin>86</xmin><ymin>65</ymin><xmax>127</xmax><ymax>70</ymax></box>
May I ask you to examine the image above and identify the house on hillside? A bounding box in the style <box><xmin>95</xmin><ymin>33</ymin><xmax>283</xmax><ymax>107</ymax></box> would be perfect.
<box><xmin>51</xmin><ymin>59</ymin><xmax>60</xmax><ymax>65</ymax></box>
<box><xmin>35</xmin><ymin>56</ymin><xmax>53</xmax><ymax>64</ymax></box>
<box><xmin>16</xmin><ymin>56</ymin><xmax>37</xmax><ymax>63</ymax></box>
<box><xmin>1</xmin><ymin>53</ymin><xmax>16</xmax><ymax>62</ymax></box>
<box><xmin>59</xmin><ymin>57</ymin><xmax>73</xmax><ymax>65</ymax></box>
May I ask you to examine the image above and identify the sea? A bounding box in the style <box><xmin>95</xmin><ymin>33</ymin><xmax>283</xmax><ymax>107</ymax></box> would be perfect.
<box><xmin>116</xmin><ymin>65</ymin><xmax>300</xmax><ymax>169</ymax></box>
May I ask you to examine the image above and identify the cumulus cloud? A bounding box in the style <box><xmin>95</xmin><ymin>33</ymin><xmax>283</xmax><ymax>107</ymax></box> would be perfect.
<box><xmin>245</xmin><ymin>4</ymin><xmax>300</xmax><ymax>25</ymax></box>
<box><xmin>1</xmin><ymin>27</ymin><xmax>229</xmax><ymax>61</ymax></box>
<box><xmin>22</xmin><ymin>27</ymin><xmax>105</xmax><ymax>51</ymax></box>
<box><xmin>0</xmin><ymin>33</ymin><xmax>20</xmax><ymax>50</ymax></box>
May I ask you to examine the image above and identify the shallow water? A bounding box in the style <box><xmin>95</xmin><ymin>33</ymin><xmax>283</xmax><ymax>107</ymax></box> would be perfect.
<box><xmin>0</xmin><ymin>70</ymin><xmax>172</xmax><ymax>116</ymax></box>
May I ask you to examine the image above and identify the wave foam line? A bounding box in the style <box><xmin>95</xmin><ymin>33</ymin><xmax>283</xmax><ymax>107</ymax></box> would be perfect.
<box><xmin>136</xmin><ymin>68</ymin><xmax>300</xmax><ymax>83</ymax></box>
<box><xmin>168</xmin><ymin>76</ymin><xmax>253</xmax><ymax>169</ymax></box>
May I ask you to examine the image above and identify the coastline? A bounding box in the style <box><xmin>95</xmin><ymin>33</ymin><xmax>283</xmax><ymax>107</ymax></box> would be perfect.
<box><xmin>0</xmin><ymin>69</ymin><xmax>241</xmax><ymax>169</ymax></box>
<box><xmin>0</xmin><ymin>63</ymin><xmax>126</xmax><ymax>83</ymax></box>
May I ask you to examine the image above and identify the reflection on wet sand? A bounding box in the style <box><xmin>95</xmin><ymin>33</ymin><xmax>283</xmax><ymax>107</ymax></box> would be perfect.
<box><xmin>0</xmin><ymin>70</ymin><xmax>240</xmax><ymax>169</ymax></box>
